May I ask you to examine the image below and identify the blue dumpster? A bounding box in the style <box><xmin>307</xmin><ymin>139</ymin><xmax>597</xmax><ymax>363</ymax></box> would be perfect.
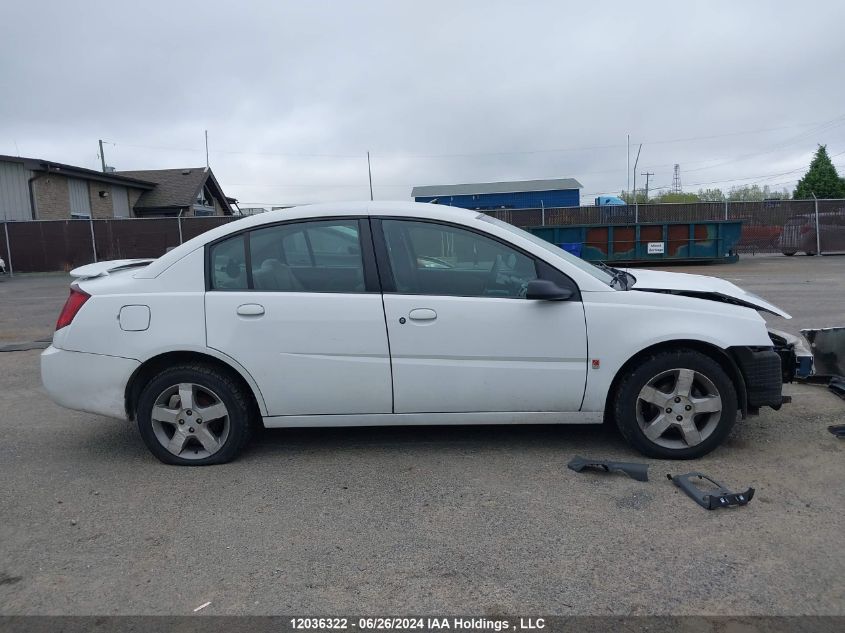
<box><xmin>527</xmin><ymin>220</ymin><xmax>742</xmax><ymax>264</ymax></box>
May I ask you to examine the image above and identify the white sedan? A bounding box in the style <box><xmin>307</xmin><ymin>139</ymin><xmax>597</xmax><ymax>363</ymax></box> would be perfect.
<box><xmin>42</xmin><ymin>202</ymin><xmax>794</xmax><ymax>465</ymax></box>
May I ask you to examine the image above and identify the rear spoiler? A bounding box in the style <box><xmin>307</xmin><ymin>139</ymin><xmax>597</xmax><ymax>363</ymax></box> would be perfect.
<box><xmin>69</xmin><ymin>259</ymin><xmax>155</xmax><ymax>280</ymax></box>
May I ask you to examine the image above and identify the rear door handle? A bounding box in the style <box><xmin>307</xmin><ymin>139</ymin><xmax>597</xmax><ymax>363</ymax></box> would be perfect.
<box><xmin>237</xmin><ymin>303</ymin><xmax>265</xmax><ymax>317</ymax></box>
<box><xmin>409</xmin><ymin>308</ymin><xmax>437</xmax><ymax>321</ymax></box>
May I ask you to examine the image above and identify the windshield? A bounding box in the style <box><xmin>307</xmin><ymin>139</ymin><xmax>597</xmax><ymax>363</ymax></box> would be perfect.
<box><xmin>478</xmin><ymin>214</ymin><xmax>615</xmax><ymax>285</ymax></box>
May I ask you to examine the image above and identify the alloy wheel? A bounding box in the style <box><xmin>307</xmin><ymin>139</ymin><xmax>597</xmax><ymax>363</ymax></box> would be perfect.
<box><xmin>635</xmin><ymin>368</ymin><xmax>722</xmax><ymax>450</ymax></box>
<box><xmin>150</xmin><ymin>383</ymin><xmax>230</xmax><ymax>460</ymax></box>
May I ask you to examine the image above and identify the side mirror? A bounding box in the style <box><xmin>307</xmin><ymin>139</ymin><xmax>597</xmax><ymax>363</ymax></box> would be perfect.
<box><xmin>526</xmin><ymin>279</ymin><xmax>573</xmax><ymax>301</ymax></box>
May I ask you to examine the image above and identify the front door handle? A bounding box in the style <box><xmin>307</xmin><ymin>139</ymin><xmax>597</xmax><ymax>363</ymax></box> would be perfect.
<box><xmin>237</xmin><ymin>303</ymin><xmax>265</xmax><ymax>317</ymax></box>
<box><xmin>408</xmin><ymin>308</ymin><xmax>437</xmax><ymax>321</ymax></box>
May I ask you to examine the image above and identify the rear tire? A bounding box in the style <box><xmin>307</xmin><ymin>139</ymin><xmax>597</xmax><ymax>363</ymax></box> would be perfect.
<box><xmin>136</xmin><ymin>363</ymin><xmax>253</xmax><ymax>465</ymax></box>
<box><xmin>782</xmin><ymin>251</ymin><xmax>796</xmax><ymax>256</ymax></box>
<box><xmin>611</xmin><ymin>349</ymin><xmax>738</xmax><ymax>459</ymax></box>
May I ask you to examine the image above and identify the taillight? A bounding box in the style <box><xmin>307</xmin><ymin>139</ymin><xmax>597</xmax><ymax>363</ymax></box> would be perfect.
<box><xmin>56</xmin><ymin>286</ymin><xmax>91</xmax><ymax>330</ymax></box>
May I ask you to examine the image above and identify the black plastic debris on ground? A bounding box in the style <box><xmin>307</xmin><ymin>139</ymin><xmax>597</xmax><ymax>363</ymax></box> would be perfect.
<box><xmin>667</xmin><ymin>472</ymin><xmax>754</xmax><ymax>510</ymax></box>
<box><xmin>828</xmin><ymin>424</ymin><xmax>845</xmax><ymax>438</ymax></box>
<box><xmin>567</xmin><ymin>456</ymin><xmax>649</xmax><ymax>482</ymax></box>
<box><xmin>828</xmin><ymin>376</ymin><xmax>845</xmax><ymax>400</ymax></box>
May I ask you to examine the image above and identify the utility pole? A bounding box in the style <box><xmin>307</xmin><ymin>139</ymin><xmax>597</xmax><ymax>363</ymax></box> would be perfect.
<box><xmin>2</xmin><ymin>214</ymin><xmax>12</xmax><ymax>277</ymax></box>
<box><xmin>98</xmin><ymin>139</ymin><xmax>106</xmax><ymax>172</ymax></box>
<box><xmin>626</xmin><ymin>134</ymin><xmax>630</xmax><ymax>200</ymax></box>
<box><xmin>632</xmin><ymin>144</ymin><xmax>642</xmax><ymax>223</ymax></box>
<box><xmin>367</xmin><ymin>152</ymin><xmax>374</xmax><ymax>201</ymax></box>
<box><xmin>641</xmin><ymin>171</ymin><xmax>654</xmax><ymax>202</ymax></box>
<box><xmin>205</xmin><ymin>130</ymin><xmax>209</xmax><ymax>168</ymax></box>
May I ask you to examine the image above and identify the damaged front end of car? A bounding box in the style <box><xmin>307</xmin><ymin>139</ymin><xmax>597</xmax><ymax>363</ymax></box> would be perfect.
<box><xmin>624</xmin><ymin>268</ymin><xmax>816</xmax><ymax>413</ymax></box>
<box><xmin>768</xmin><ymin>329</ymin><xmax>814</xmax><ymax>383</ymax></box>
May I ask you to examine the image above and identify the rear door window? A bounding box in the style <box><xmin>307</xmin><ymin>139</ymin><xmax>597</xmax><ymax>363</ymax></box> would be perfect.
<box><xmin>249</xmin><ymin>220</ymin><xmax>365</xmax><ymax>293</ymax></box>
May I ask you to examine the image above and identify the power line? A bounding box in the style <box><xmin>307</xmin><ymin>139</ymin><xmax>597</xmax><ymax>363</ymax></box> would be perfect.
<box><xmin>101</xmin><ymin>140</ymin><xmax>361</xmax><ymax>159</ymax></box>
<box><xmin>99</xmin><ymin>117</ymin><xmax>838</xmax><ymax>162</ymax></box>
<box><xmin>649</xmin><ymin>165</ymin><xmax>809</xmax><ymax>192</ymax></box>
<box><xmin>222</xmin><ymin>182</ymin><xmax>409</xmax><ymax>188</ymax></box>
<box><xmin>682</xmin><ymin>113</ymin><xmax>845</xmax><ymax>174</ymax></box>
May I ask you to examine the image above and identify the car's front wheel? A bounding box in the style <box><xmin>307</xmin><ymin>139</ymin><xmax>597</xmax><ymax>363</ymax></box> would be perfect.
<box><xmin>611</xmin><ymin>349</ymin><xmax>738</xmax><ymax>459</ymax></box>
<box><xmin>136</xmin><ymin>364</ymin><xmax>253</xmax><ymax>465</ymax></box>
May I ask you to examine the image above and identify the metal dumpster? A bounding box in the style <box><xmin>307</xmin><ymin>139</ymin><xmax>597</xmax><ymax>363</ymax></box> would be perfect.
<box><xmin>527</xmin><ymin>220</ymin><xmax>743</xmax><ymax>264</ymax></box>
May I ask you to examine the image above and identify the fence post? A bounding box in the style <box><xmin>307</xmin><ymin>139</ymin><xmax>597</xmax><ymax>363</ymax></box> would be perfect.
<box><xmin>635</xmin><ymin>202</ymin><xmax>639</xmax><ymax>224</ymax></box>
<box><xmin>177</xmin><ymin>209</ymin><xmax>184</xmax><ymax>244</ymax></box>
<box><xmin>3</xmin><ymin>221</ymin><xmax>12</xmax><ymax>277</ymax></box>
<box><xmin>813</xmin><ymin>193</ymin><xmax>821</xmax><ymax>255</ymax></box>
<box><xmin>724</xmin><ymin>200</ymin><xmax>728</xmax><ymax>220</ymax></box>
<box><xmin>89</xmin><ymin>217</ymin><xmax>98</xmax><ymax>263</ymax></box>
<box><xmin>541</xmin><ymin>200</ymin><xmax>545</xmax><ymax>226</ymax></box>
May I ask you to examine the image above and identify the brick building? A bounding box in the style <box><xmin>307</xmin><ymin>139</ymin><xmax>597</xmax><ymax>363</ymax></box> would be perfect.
<box><xmin>0</xmin><ymin>155</ymin><xmax>235</xmax><ymax>221</ymax></box>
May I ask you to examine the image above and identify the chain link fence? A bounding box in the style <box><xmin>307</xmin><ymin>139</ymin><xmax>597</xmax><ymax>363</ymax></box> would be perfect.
<box><xmin>0</xmin><ymin>216</ymin><xmax>240</xmax><ymax>274</ymax></box>
<box><xmin>2</xmin><ymin>200</ymin><xmax>845</xmax><ymax>274</ymax></box>
<box><xmin>484</xmin><ymin>198</ymin><xmax>845</xmax><ymax>255</ymax></box>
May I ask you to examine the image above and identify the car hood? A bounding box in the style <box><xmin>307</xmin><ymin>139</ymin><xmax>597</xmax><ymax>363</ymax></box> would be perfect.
<box><xmin>623</xmin><ymin>268</ymin><xmax>791</xmax><ymax>319</ymax></box>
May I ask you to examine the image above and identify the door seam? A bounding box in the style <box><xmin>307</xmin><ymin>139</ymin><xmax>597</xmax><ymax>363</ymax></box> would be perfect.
<box><xmin>368</xmin><ymin>217</ymin><xmax>396</xmax><ymax>413</ymax></box>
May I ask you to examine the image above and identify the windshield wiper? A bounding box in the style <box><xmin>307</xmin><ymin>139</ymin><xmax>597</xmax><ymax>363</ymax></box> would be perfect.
<box><xmin>593</xmin><ymin>261</ymin><xmax>630</xmax><ymax>289</ymax></box>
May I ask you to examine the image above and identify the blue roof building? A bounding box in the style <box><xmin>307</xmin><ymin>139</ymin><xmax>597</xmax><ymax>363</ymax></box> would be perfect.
<box><xmin>412</xmin><ymin>177</ymin><xmax>582</xmax><ymax>210</ymax></box>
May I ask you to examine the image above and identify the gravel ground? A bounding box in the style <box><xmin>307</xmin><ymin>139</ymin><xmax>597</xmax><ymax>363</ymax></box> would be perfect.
<box><xmin>0</xmin><ymin>256</ymin><xmax>843</xmax><ymax>615</ymax></box>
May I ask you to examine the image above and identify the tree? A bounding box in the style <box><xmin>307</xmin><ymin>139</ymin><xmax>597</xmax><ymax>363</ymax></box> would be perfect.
<box><xmin>697</xmin><ymin>188</ymin><xmax>726</xmax><ymax>202</ymax></box>
<box><xmin>618</xmin><ymin>190</ymin><xmax>650</xmax><ymax>204</ymax></box>
<box><xmin>762</xmin><ymin>186</ymin><xmax>791</xmax><ymax>200</ymax></box>
<box><xmin>652</xmin><ymin>192</ymin><xmax>699</xmax><ymax>203</ymax></box>
<box><xmin>719</xmin><ymin>184</ymin><xmax>793</xmax><ymax>201</ymax></box>
<box><xmin>727</xmin><ymin>184</ymin><xmax>765</xmax><ymax>201</ymax></box>
<box><xmin>793</xmin><ymin>145</ymin><xmax>845</xmax><ymax>199</ymax></box>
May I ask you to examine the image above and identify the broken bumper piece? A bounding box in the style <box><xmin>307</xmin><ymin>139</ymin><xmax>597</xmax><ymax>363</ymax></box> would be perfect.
<box><xmin>768</xmin><ymin>329</ymin><xmax>814</xmax><ymax>381</ymax></box>
<box><xmin>800</xmin><ymin>327</ymin><xmax>845</xmax><ymax>377</ymax></box>
<box><xmin>567</xmin><ymin>456</ymin><xmax>649</xmax><ymax>482</ymax></box>
<box><xmin>668</xmin><ymin>472</ymin><xmax>754</xmax><ymax>510</ymax></box>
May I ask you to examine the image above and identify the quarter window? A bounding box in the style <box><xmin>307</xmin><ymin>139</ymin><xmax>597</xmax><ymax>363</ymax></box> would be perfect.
<box><xmin>381</xmin><ymin>220</ymin><xmax>538</xmax><ymax>298</ymax></box>
<box><xmin>209</xmin><ymin>234</ymin><xmax>248</xmax><ymax>290</ymax></box>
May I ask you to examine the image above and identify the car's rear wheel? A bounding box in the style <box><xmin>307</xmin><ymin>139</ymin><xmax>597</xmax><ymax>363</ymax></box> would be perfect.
<box><xmin>782</xmin><ymin>251</ymin><xmax>796</xmax><ymax>256</ymax></box>
<box><xmin>611</xmin><ymin>349</ymin><xmax>738</xmax><ymax>459</ymax></box>
<box><xmin>136</xmin><ymin>364</ymin><xmax>253</xmax><ymax>465</ymax></box>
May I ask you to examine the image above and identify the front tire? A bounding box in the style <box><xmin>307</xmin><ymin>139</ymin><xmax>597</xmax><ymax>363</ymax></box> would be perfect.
<box><xmin>611</xmin><ymin>350</ymin><xmax>738</xmax><ymax>459</ymax></box>
<box><xmin>136</xmin><ymin>363</ymin><xmax>253</xmax><ymax>465</ymax></box>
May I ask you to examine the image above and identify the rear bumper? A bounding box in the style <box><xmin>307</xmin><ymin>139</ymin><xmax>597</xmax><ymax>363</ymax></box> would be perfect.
<box><xmin>41</xmin><ymin>345</ymin><xmax>139</xmax><ymax>419</ymax></box>
<box><xmin>731</xmin><ymin>347</ymin><xmax>785</xmax><ymax>409</ymax></box>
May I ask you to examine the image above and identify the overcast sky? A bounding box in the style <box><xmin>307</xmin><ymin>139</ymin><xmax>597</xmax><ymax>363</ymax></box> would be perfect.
<box><xmin>1</xmin><ymin>1</ymin><xmax>844</xmax><ymax>206</ymax></box>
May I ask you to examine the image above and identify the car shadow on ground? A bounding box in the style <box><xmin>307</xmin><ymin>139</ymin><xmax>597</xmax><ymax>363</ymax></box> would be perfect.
<box><xmin>72</xmin><ymin>417</ymin><xmax>636</xmax><ymax>464</ymax></box>
<box><xmin>246</xmin><ymin>422</ymin><xmax>632</xmax><ymax>458</ymax></box>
